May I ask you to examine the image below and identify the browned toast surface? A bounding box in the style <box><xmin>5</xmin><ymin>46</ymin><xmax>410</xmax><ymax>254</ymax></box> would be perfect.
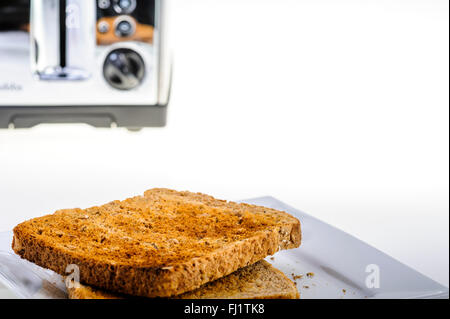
<box><xmin>68</xmin><ymin>261</ymin><xmax>300</xmax><ymax>299</ymax></box>
<box><xmin>13</xmin><ymin>188</ymin><xmax>301</xmax><ymax>297</ymax></box>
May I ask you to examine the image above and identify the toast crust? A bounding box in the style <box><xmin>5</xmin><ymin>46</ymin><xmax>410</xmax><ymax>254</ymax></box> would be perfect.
<box><xmin>13</xmin><ymin>189</ymin><xmax>301</xmax><ymax>297</ymax></box>
<box><xmin>67</xmin><ymin>261</ymin><xmax>300</xmax><ymax>299</ymax></box>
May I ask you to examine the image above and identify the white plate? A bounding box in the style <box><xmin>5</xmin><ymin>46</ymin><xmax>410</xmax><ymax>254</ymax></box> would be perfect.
<box><xmin>0</xmin><ymin>196</ymin><xmax>448</xmax><ymax>299</ymax></box>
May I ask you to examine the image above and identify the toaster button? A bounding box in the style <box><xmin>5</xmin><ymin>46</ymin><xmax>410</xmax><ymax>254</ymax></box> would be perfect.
<box><xmin>114</xmin><ymin>17</ymin><xmax>136</xmax><ymax>38</ymax></box>
<box><xmin>98</xmin><ymin>0</ymin><xmax>111</xmax><ymax>9</ymax></box>
<box><xmin>116</xmin><ymin>20</ymin><xmax>134</xmax><ymax>37</ymax></box>
<box><xmin>113</xmin><ymin>0</ymin><xmax>137</xmax><ymax>14</ymax></box>
<box><xmin>98</xmin><ymin>21</ymin><xmax>110</xmax><ymax>34</ymax></box>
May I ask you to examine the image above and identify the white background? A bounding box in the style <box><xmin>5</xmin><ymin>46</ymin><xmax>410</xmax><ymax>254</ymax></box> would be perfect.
<box><xmin>0</xmin><ymin>0</ymin><xmax>449</xmax><ymax>290</ymax></box>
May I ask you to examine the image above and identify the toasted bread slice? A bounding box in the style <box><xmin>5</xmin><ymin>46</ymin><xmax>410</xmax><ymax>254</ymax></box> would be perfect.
<box><xmin>68</xmin><ymin>261</ymin><xmax>299</xmax><ymax>299</ymax></box>
<box><xmin>13</xmin><ymin>188</ymin><xmax>301</xmax><ymax>298</ymax></box>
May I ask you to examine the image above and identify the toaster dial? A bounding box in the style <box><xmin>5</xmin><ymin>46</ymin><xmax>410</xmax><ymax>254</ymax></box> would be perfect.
<box><xmin>114</xmin><ymin>16</ymin><xmax>136</xmax><ymax>37</ymax></box>
<box><xmin>103</xmin><ymin>49</ymin><xmax>145</xmax><ymax>90</ymax></box>
<box><xmin>112</xmin><ymin>0</ymin><xmax>137</xmax><ymax>14</ymax></box>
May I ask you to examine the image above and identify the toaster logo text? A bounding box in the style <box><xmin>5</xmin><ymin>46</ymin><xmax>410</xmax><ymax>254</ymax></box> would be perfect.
<box><xmin>0</xmin><ymin>82</ymin><xmax>23</xmax><ymax>91</ymax></box>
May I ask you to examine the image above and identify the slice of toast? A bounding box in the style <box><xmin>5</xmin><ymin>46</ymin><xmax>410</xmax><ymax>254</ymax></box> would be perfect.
<box><xmin>13</xmin><ymin>188</ymin><xmax>301</xmax><ymax>298</ymax></box>
<box><xmin>68</xmin><ymin>260</ymin><xmax>300</xmax><ymax>299</ymax></box>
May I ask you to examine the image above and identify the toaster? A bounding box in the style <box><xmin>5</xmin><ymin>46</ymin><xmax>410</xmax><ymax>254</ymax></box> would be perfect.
<box><xmin>0</xmin><ymin>0</ymin><xmax>171</xmax><ymax>130</ymax></box>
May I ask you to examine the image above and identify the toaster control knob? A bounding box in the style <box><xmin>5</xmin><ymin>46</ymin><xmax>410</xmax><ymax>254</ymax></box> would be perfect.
<box><xmin>115</xmin><ymin>19</ymin><xmax>135</xmax><ymax>37</ymax></box>
<box><xmin>113</xmin><ymin>0</ymin><xmax>137</xmax><ymax>14</ymax></box>
<box><xmin>103</xmin><ymin>49</ymin><xmax>145</xmax><ymax>90</ymax></box>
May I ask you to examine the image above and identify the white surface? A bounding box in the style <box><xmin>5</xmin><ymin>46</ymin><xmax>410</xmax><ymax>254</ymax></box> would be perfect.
<box><xmin>0</xmin><ymin>0</ymin><xmax>449</xmax><ymax>291</ymax></box>
<box><xmin>0</xmin><ymin>198</ymin><xmax>447</xmax><ymax>299</ymax></box>
<box><xmin>0</xmin><ymin>284</ymin><xmax>16</xmax><ymax>299</ymax></box>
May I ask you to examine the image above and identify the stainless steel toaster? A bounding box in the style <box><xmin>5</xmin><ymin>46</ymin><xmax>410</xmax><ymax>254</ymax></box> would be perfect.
<box><xmin>0</xmin><ymin>0</ymin><xmax>171</xmax><ymax>129</ymax></box>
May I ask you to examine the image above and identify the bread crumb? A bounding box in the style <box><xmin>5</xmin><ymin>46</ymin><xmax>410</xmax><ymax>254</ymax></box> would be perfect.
<box><xmin>270</xmin><ymin>257</ymin><xmax>275</xmax><ymax>261</ymax></box>
<box><xmin>306</xmin><ymin>272</ymin><xmax>314</xmax><ymax>278</ymax></box>
<box><xmin>342</xmin><ymin>289</ymin><xmax>346</xmax><ymax>294</ymax></box>
<box><xmin>292</xmin><ymin>273</ymin><xmax>303</xmax><ymax>280</ymax></box>
<box><xmin>303</xmin><ymin>285</ymin><xmax>309</xmax><ymax>289</ymax></box>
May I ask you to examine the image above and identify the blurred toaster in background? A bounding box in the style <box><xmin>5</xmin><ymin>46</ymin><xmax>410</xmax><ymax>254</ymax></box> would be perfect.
<box><xmin>0</xmin><ymin>0</ymin><xmax>171</xmax><ymax>130</ymax></box>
